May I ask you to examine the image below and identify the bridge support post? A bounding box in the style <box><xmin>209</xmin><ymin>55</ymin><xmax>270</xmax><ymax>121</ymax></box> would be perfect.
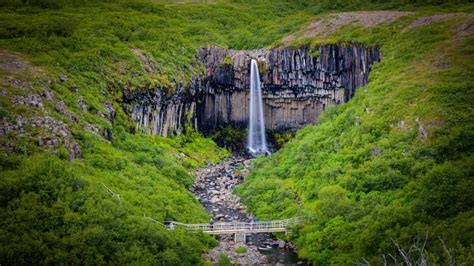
<box><xmin>234</xmin><ymin>233</ymin><xmax>246</xmax><ymax>243</ymax></box>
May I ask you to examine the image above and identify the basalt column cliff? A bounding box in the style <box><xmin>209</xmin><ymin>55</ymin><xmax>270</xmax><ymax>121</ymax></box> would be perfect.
<box><xmin>125</xmin><ymin>45</ymin><xmax>381</xmax><ymax>136</ymax></box>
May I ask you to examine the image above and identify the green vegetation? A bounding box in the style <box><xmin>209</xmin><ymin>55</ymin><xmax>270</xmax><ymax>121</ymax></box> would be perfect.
<box><xmin>222</xmin><ymin>56</ymin><xmax>233</xmax><ymax>66</ymax></box>
<box><xmin>217</xmin><ymin>253</ymin><xmax>232</xmax><ymax>266</ymax></box>
<box><xmin>0</xmin><ymin>0</ymin><xmax>315</xmax><ymax>263</ymax></box>
<box><xmin>234</xmin><ymin>246</ymin><xmax>247</xmax><ymax>254</ymax></box>
<box><xmin>0</xmin><ymin>129</ymin><xmax>226</xmax><ymax>263</ymax></box>
<box><xmin>0</xmin><ymin>1</ymin><xmax>469</xmax><ymax>91</ymax></box>
<box><xmin>0</xmin><ymin>0</ymin><xmax>320</xmax><ymax>92</ymax></box>
<box><xmin>1</xmin><ymin>0</ymin><xmax>473</xmax><ymax>264</ymax></box>
<box><xmin>0</xmin><ymin>40</ymin><xmax>228</xmax><ymax>263</ymax></box>
<box><xmin>238</xmin><ymin>10</ymin><xmax>474</xmax><ymax>265</ymax></box>
<box><xmin>268</xmin><ymin>130</ymin><xmax>295</xmax><ymax>149</ymax></box>
<box><xmin>211</xmin><ymin>126</ymin><xmax>247</xmax><ymax>152</ymax></box>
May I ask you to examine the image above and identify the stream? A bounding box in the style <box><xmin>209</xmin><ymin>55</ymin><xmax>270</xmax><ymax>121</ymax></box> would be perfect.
<box><xmin>189</xmin><ymin>154</ymin><xmax>308</xmax><ymax>265</ymax></box>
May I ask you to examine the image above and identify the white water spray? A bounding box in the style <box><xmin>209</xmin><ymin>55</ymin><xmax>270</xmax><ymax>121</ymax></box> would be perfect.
<box><xmin>248</xmin><ymin>59</ymin><xmax>269</xmax><ymax>155</ymax></box>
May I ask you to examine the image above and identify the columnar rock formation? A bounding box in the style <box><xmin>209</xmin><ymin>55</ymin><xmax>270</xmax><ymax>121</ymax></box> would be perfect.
<box><xmin>124</xmin><ymin>44</ymin><xmax>381</xmax><ymax>136</ymax></box>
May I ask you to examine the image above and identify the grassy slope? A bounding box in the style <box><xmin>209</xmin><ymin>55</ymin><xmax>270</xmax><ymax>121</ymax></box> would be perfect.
<box><xmin>238</xmin><ymin>10</ymin><xmax>474</xmax><ymax>265</ymax></box>
<box><xmin>0</xmin><ymin>1</ymin><xmax>316</xmax><ymax>92</ymax></box>
<box><xmin>0</xmin><ymin>0</ymin><xmax>472</xmax><ymax>264</ymax></box>
<box><xmin>0</xmin><ymin>52</ymin><xmax>228</xmax><ymax>263</ymax></box>
<box><xmin>0</xmin><ymin>1</ymin><xmax>321</xmax><ymax>264</ymax></box>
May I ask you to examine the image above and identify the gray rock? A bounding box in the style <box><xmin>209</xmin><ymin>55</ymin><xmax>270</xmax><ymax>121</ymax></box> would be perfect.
<box><xmin>214</xmin><ymin>214</ymin><xmax>225</xmax><ymax>220</ymax></box>
<box><xmin>41</xmin><ymin>89</ymin><xmax>54</xmax><ymax>100</ymax></box>
<box><xmin>59</xmin><ymin>74</ymin><xmax>68</xmax><ymax>83</ymax></box>
<box><xmin>103</xmin><ymin>103</ymin><xmax>116</xmax><ymax>124</ymax></box>
<box><xmin>69</xmin><ymin>86</ymin><xmax>78</xmax><ymax>93</ymax></box>
<box><xmin>12</xmin><ymin>94</ymin><xmax>44</xmax><ymax>110</ymax></box>
<box><xmin>278</xmin><ymin>239</ymin><xmax>286</xmax><ymax>249</ymax></box>
<box><xmin>125</xmin><ymin>44</ymin><xmax>380</xmax><ymax>137</ymax></box>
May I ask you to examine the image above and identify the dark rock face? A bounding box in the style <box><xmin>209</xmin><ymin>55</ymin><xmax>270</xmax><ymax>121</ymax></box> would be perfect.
<box><xmin>124</xmin><ymin>44</ymin><xmax>381</xmax><ymax>136</ymax></box>
<box><xmin>124</xmin><ymin>83</ymin><xmax>199</xmax><ymax>136</ymax></box>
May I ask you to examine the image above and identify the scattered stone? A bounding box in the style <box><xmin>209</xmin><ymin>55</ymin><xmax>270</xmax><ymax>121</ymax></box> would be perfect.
<box><xmin>416</xmin><ymin>116</ymin><xmax>428</xmax><ymax>141</ymax></box>
<box><xmin>55</xmin><ymin>100</ymin><xmax>79</xmax><ymax>123</ymax></box>
<box><xmin>102</xmin><ymin>128</ymin><xmax>114</xmax><ymax>142</ymax></box>
<box><xmin>85</xmin><ymin>124</ymin><xmax>100</xmax><ymax>134</ymax></box>
<box><xmin>41</xmin><ymin>88</ymin><xmax>54</xmax><ymax>101</ymax></box>
<box><xmin>78</xmin><ymin>96</ymin><xmax>88</xmax><ymax>112</ymax></box>
<box><xmin>104</xmin><ymin>103</ymin><xmax>116</xmax><ymax>124</ymax></box>
<box><xmin>193</xmin><ymin>154</ymin><xmax>303</xmax><ymax>265</ymax></box>
<box><xmin>215</xmin><ymin>214</ymin><xmax>225</xmax><ymax>220</ymax></box>
<box><xmin>371</xmin><ymin>147</ymin><xmax>382</xmax><ymax>156</ymax></box>
<box><xmin>65</xmin><ymin>141</ymin><xmax>81</xmax><ymax>160</ymax></box>
<box><xmin>59</xmin><ymin>74</ymin><xmax>68</xmax><ymax>83</ymax></box>
<box><xmin>15</xmin><ymin>116</ymin><xmax>25</xmax><ymax>127</ymax></box>
<box><xmin>278</xmin><ymin>239</ymin><xmax>286</xmax><ymax>249</ymax></box>
<box><xmin>243</xmin><ymin>160</ymin><xmax>251</xmax><ymax>168</ymax></box>
<box><xmin>12</xmin><ymin>93</ymin><xmax>44</xmax><ymax>110</ymax></box>
<box><xmin>69</xmin><ymin>85</ymin><xmax>78</xmax><ymax>93</ymax></box>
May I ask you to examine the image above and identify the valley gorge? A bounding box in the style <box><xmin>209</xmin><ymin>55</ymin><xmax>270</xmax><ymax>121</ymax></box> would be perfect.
<box><xmin>1</xmin><ymin>2</ymin><xmax>473</xmax><ymax>265</ymax></box>
<box><xmin>125</xmin><ymin>44</ymin><xmax>381</xmax><ymax>137</ymax></box>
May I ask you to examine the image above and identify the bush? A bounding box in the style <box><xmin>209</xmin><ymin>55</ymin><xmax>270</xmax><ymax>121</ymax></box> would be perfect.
<box><xmin>238</xmin><ymin>12</ymin><xmax>474</xmax><ymax>265</ymax></box>
<box><xmin>217</xmin><ymin>253</ymin><xmax>232</xmax><ymax>266</ymax></box>
<box><xmin>235</xmin><ymin>246</ymin><xmax>247</xmax><ymax>254</ymax></box>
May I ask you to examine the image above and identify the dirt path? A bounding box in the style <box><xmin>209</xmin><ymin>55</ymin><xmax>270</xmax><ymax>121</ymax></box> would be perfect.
<box><xmin>282</xmin><ymin>11</ymin><xmax>412</xmax><ymax>44</ymax></box>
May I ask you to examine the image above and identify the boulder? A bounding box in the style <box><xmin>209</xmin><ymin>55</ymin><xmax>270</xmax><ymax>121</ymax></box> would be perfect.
<box><xmin>277</xmin><ymin>239</ymin><xmax>286</xmax><ymax>249</ymax></box>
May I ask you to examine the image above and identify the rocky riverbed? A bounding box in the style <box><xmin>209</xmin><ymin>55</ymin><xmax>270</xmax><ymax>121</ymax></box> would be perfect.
<box><xmin>190</xmin><ymin>154</ymin><xmax>307</xmax><ymax>265</ymax></box>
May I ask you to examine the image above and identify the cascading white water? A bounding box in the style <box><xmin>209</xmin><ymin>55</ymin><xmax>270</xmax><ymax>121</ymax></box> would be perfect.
<box><xmin>248</xmin><ymin>59</ymin><xmax>269</xmax><ymax>155</ymax></box>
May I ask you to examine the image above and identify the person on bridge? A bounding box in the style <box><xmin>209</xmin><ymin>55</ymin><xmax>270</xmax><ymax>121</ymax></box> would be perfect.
<box><xmin>209</xmin><ymin>218</ymin><xmax>214</xmax><ymax>231</ymax></box>
<box><xmin>249</xmin><ymin>219</ymin><xmax>254</xmax><ymax>230</ymax></box>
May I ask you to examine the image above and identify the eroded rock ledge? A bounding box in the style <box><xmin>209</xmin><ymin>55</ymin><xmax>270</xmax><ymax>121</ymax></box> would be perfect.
<box><xmin>124</xmin><ymin>44</ymin><xmax>381</xmax><ymax>136</ymax></box>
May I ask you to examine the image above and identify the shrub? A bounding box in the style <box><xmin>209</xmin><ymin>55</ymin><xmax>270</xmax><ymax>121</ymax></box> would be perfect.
<box><xmin>235</xmin><ymin>246</ymin><xmax>247</xmax><ymax>254</ymax></box>
<box><xmin>217</xmin><ymin>253</ymin><xmax>232</xmax><ymax>266</ymax></box>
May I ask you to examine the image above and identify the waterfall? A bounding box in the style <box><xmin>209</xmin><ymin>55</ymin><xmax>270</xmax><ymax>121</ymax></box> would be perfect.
<box><xmin>248</xmin><ymin>59</ymin><xmax>269</xmax><ymax>155</ymax></box>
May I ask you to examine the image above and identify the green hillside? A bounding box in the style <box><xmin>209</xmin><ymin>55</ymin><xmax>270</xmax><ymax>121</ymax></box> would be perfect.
<box><xmin>238</xmin><ymin>8</ymin><xmax>474</xmax><ymax>265</ymax></box>
<box><xmin>0</xmin><ymin>0</ymin><xmax>473</xmax><ymax>264</ymax></box>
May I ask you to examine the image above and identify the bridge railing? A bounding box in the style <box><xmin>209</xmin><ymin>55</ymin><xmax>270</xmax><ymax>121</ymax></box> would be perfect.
<box><xmin>168</xmin><ymin>217</ymin><xmax>301</xmax><ymax>232</ymax></box>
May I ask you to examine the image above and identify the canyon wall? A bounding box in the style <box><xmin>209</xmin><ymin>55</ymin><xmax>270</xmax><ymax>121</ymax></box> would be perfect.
<box><xmin>124</xmin><ymin>44</ymin><xmax>381</xmax><ymax>136</ymax></box>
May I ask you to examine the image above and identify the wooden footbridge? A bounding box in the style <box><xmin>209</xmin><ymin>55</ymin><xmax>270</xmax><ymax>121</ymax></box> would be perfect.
<box><xmin>164</xmin><ymin>217</ymin><xmax>301</xmax><ymax>243</ymax></box>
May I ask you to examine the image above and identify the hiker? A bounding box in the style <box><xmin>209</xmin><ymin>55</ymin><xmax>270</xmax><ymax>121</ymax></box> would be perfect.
<box><xmin>250</xmin><ymin>219</ymin><xmax>254</xmax><ymax>230</ymax></box>
<box><xmin>209</xmin><ymin>218</ymin><xmax>214</xmax><ymax>231</ymax></box>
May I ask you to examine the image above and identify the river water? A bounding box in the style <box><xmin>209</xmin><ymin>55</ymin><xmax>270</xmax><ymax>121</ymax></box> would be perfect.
<box><xmin>190</xmin><ymin>154</ymin><xmax>309</xmax><ymax>265</ymax></box>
